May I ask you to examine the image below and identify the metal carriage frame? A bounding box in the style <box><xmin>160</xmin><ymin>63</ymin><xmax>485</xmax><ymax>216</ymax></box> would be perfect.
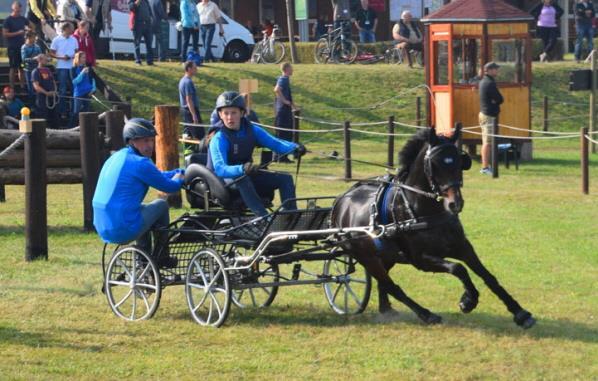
<box><xmin>102</xmin><ymin>197</ymin><xmax>382</xmax><ymax>327</ymax></box>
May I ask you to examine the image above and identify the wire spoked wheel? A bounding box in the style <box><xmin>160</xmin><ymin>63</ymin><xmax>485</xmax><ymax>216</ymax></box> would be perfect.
<box><xmin>185</xmin><ymin>248</ymin><xmax>231</xmax><ymax>327</ymax></box>
<box><xmin>386</xmin><ymin>48</ymin><xmax>403</xmax><ymax>64</ymax></box>
<box><xmin>323</xmin><ymin>253</ymin><xmax>371</xmax><ymax>315</ymax></box>
<box><xmin>105</xmin><ymin>246</ymin><xmax>161</xmax><ymax>321</ymax></box>
<box><xmin>314</xmin><ymin>37</ymin><xmax>330</xmax><ymax>64</ymax></box>
<box><xmin>250</xmin><ymin>44</ymin><xmax>262</xmax><ymax>63</ymax></box>
<box><xmin>231</xmin><ymin>260</ymin><xmax>279</xmax><ymax>308</ymax></box>
<box><xmin>332</xmin><ymin>39</ymin><xmax>358</xmax><ymax>64</ymax></box>
<box><xmin>262</xmin><ymin>40</ymin><xmax>285</xmax><ymax>64</ymax></box>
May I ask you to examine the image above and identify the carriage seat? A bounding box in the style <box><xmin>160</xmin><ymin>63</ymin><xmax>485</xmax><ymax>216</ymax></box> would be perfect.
<box><xmin>184</xmin><ymin>163</ymin><xmax>273</xmax><ymax>211</ymax></box>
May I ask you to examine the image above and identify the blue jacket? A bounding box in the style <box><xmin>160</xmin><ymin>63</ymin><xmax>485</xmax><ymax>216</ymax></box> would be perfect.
<box><xmin>72</xmin><ymin>66</ymin><xmax>96</xmax><ymax>97</ymax></box>
<box><xmin>180</xmin><ymin>0</ymin><xmax>199</xmax><ymax>28</ymax></box>
<box><xmin>208</xmin><ymin>119</ymin><xmax>297</xmax><ymax>179</ymax></box>
<box><xmin>92</xmin><ymin>146</ymin><xmax>184</xmax><ymax>244</ymax></box>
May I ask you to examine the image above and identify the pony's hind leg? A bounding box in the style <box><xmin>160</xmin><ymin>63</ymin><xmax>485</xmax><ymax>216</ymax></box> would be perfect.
<box><xmin>460</xmin><ymin>239</ymin><xmax>536</xmax><ymax>329</ymax></box>
<box><xmin>413</xmin><ymin>254</ymin><xmax>480</xmax><ymax>313</ymax></box>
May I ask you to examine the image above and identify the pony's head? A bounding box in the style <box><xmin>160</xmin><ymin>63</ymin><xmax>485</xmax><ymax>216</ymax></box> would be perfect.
<box><xmin>424</xmin><ymin>125</ymin><xmax>471</xmax><ymax>214</ymax></box>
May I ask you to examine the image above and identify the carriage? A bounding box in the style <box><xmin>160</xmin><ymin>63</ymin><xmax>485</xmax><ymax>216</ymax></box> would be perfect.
<box><xmin>101</xmin><ymin>162</ymin><xmax>380</xmax><ymax>327</ymax></box>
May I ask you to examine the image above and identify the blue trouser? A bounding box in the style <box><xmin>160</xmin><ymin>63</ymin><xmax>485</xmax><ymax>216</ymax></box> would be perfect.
<box><xmin>56</xmin><ymin>68</ymin><xmax>72</xmax><ymax>115</ymax></box>
<box><xmin>181</xmin><ymin>27</ymin><xmax>199</xmax><ymax>60</ymax></box>
<box><xmin>133</xmin><ymin>23</ymin><xmax>154</xmax><ymax>64</ymax></box>
<box><xmin>201</xmin><ymin>24</ymin><xmax>216</xmax><ymax>61</ymax></box>
<box><xmin>69</xmin><ymin>94</ymin><xmax>90</xmax><ymax>129</ymax></box>
<box><xmin>575</xmin><ymin>23</ymin><xmax>594</xmax><ymax>60</ymax></box>
<box><xmin>231</xmin><ymin>171</ymin><xmax>296</xmax><ymax>216</ymax></box>
<box><xmin>24</xmin><ymin>70</ymin><xmax>35</xmax><ymax>102</ymax></box>
<box><xmin>136</xmin><ymin>199</ymin><xmax>170</xmax><ymax>254</ymax></box>
<box><xmin>153</xmin><ymin>22</ymin><xmax>167</xmax><ymax>61</ymax></box>
<box><xmin>359</xmin><ymin>29</ymin><xmax>376</xmax><ymax>43</ymax></box>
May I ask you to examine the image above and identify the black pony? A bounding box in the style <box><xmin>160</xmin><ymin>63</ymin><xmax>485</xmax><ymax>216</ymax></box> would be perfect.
<box><xmin>331</xmin><ymin>126</ymin><xmax>536</xmax><ymax>328</ymax></box>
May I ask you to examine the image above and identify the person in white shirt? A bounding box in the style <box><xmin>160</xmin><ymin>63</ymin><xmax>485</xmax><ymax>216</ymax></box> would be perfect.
<box><xmin>50</xmin><ymin>22</ymin><xmax>79</xmax><ymax>118</ymax></box>
<box><xmin>196</xmin><ymin>0</ymin><xmax>224</xmax><ymax>62</ymax></box>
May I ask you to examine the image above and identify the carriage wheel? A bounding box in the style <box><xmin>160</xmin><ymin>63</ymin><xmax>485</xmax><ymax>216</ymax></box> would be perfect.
<box><xmin>185</xmin><ymin>248</ymin><xmax>231</xmax><ymax>327</ymax></box>
<box><xmin>231</xmin><ymin>262</ymin><xmax>279</xmax><ymax>308</ymax></box>
<box><xmin>322</xmin><ymin>254</ymin><xmax>371</xmax><ymax>315</ymax></box>
<box><xmin>105</xmin><ymin>246</ymin><xmax>161</xmax><ymax>321</ymax></box>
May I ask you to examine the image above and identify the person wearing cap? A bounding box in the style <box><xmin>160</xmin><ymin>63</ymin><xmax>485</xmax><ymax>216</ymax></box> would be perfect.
<box><xmin>92</xmin><ymin>118</ymin><xmax>184</xmax><ymax>267</ymax></box>
<box><xmin>207</xmin><ymin>91</ymin><xmax>306</xmax><ymax>217</ymax></box>
<box><xmin>478</xmin><ymin>62</ymin><xmax>503</xmax><ymax>175</ymax></box>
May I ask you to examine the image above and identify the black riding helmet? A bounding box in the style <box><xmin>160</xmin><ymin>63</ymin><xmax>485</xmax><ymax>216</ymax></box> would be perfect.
<box><xmin>123</xmin><ymin>118</ymin><xmax>157</xmax><ymax>144</ymax></box>
<box><xmin>215</xmin><ymin>91</ymin><xmax>246</xmax><ymax>112</ymax></box>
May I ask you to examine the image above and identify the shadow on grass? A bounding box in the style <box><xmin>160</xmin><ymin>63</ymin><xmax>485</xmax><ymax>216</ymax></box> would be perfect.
<box><xmin>0</xmin><ymin>225</ymin><xmax>93</xmax><ymax>236</ymax></box>
<box><xmin>5</xmin><ymin>283</ymin><xmax>98</xmax><ymax>297</ymax></box>
<box><xmin>0</xmin><ymin>326</ymin><xmax>103</xmax><ymax>352</ymax></box>
<box><xmin>219</xmin><ymin>305</ymin><xmax>597</xmax><ymax>344</ymax></box>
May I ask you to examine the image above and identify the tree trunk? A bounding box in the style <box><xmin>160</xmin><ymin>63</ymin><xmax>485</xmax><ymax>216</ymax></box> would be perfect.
<box><xmin>0</xmin><ymin>129</ymin><xmax>81</xmax><ymax>150</ymax></box>
<box><xmin>154</xmin><ymin>105</ymin><xmax>182</xmax><ymax>208</ymax></box>
<box><xmin>0</xmin><ymin>167</ymin><xmax>83</xmax><ymax>184</ymax></box>
<box><xmin>285</xmin><ymin>0</ymin><xmax>299</xmax><ymax>63</ymax></box>
<box><xmin>0</xmin><ymin>149</ymin><xmax>81</xmax><ymax>168</ymax></box>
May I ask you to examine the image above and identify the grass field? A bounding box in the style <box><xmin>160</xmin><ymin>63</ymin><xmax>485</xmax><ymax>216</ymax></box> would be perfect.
<box><xmin>1</xmin><ymin>60</ymin><xmax>597</xmax><ymax>380</ymax></box>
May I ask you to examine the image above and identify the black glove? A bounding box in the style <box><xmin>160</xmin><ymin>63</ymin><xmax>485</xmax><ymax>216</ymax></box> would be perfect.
<box><xmin>294</xmin><ymin>143</ymin><xmax>307</xmax><ymax>159</ymax></box>
<box><xmin>243</xmin><ymin>162</ymin><xmax>260</xmax><ymax>176</ymax></box>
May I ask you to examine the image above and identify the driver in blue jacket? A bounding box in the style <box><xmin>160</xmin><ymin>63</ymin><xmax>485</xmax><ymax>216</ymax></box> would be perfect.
<box><xmin>92</xmin><ymin>118</ymin><xmax>184</xmax><ymax>267</ymax></box>
<box><xmin>207</xmin><ymin>91</ymin><xmax>306</xmax><ymax>216</ymax></box>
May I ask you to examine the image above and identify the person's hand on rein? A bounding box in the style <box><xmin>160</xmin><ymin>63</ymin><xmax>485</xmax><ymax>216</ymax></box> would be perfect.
<box><xmin>243</xmin><ymin>162</ymin><xmax>260</xmax><ymax>176</ymax></box>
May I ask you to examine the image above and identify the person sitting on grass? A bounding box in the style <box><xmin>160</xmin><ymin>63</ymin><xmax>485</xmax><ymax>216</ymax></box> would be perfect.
<box><xmin>207</xmin><ymin>91</ymin><xmax>306</xmax><ymax>217</ymax></box>
<box><xmin>92</xmin><ymin>118</ymin><xmax>184</xmax><ymax>268</ymax></box>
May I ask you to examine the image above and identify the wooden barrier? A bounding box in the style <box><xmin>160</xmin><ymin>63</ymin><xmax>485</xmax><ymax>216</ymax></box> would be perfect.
<box><xmin>343</xmin><ymin>121</ymin><xmax>352</xmax><ymax>180</ymax></box>
<box><xmin>581</xmin><ymin>127</ymin><xmax>589</xmax><ymax>194</ymax></box>
<box><xmin>543</xmin><ymin>96</ymin><xmax>549</xmax><ymax>132</ymax></box>
<box><xmin>0</xmin><ymin>149</ymin><xmax>81</xmax><ymax>168</ymax></box>
<box><xmin>79</xmin><ymin>112</ymin><xmax>101</xmax><ymax>231</ymax></box>
<box><xmin>154</xmin><ymin>105</ymin><xmax>182</xmax><ymax>208</ymax></box>
<box><xmin>25</xmin><ymin>119</ymin><xmax>48</xmax><ymax>261</ymax></box>
<box><xmin>105</xmin><ymin>109</ymin><xmax>125</xmax><ymax>152</ymax></box>
<box><xmin>1</xmin><ymin>129</ymin><xmax>81</xmax><ymax>149</ymax></box>
<box><xmin>387</xmin><ymin>115</ymin><xmax>395</xmax><ymax>167</ymax></box>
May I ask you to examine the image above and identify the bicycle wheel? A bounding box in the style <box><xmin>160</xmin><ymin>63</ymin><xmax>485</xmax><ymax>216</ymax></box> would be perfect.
<box><xmin>332</xmin><ymin>39</ymin><xmax>358</xmax><ymax>64</ymax></box>
<box><xmin>386</xmin><ymin>48</ymin><xmax>403</xmax><ymax>65</ymax></box>
<box><xmin>263</xmin><ymin>40</ymin><xmax>285</xmax><ymax>64</ymax></box>
<box><xmin>314</xmin><ymin>37</ymin><xmax>330</xmax><ymax>64</ymax></box>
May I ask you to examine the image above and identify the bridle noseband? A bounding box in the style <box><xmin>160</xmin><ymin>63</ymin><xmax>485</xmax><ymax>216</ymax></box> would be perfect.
<box><xmin>423</xmin><ymin>143</ymin><xmax>464</xmax><ymax>195</ymax></box>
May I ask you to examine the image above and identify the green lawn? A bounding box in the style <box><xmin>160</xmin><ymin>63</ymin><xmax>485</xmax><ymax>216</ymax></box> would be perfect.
<box><xmin>0</xmin><ymin>61</ymin><xmax>597</xmax><ymax>380</ymax></box>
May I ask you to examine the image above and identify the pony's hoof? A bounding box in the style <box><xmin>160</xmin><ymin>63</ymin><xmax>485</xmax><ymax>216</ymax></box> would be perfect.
<box><xmin>514</xmin><ymin>310</ymin><xmax>536</xmax><ymax>329</ymax></box>
<box><xmin>459</xmin><ymin>292</ymin><xmax>479</xmax><ymax>314</ymax></box>
<box><xmin>422</xmin><ymin>312</ymin><xmax>442</xmax><ymax>325</ymax></box>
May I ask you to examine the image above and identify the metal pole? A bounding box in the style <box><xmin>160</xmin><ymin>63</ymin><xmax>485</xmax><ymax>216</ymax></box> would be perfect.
<box><xmin>492</xmin><ymin>117</ymin><xmax>499</xmax><ymax>178</ymax></box>
<box><xmin>343</xmin><ymin>120</ymin><xmax>352</xmax><ymax>180</ymax></box>
<box><xmin>387</xmin><ymin>116</ymin><xmax>395</xmax><ymax>167</ymax></box>
<box><xmin>79</xmin><ymin>112</ymin><xmax>101</xmax><ymax>232</ymax></box>
<box><xmin>416</xmin><ymin>96</ymin><xmax>422</xmax><ymax>126</ymax></box>
<box><xmin>581</xmin><ymin>127</ymin><xmax>589</xmax><ymax>194</ymax></box>
<box><xmin>293</xmin><ymin>109</ymin><xmax>300</xmax><ymax>144</ymax></box>
<box><xmin>0</xmin><ymin>183</ymin><xmax>5</xmax><ymax>202</ymax></box>
<box><xmin>543</xmin><ymin>96</ymin><xmax>549</xmax><ymax>132</ymax></box>
<box><xmin>25</xmin><ymin>119</ymin><xmax>48</xmax><ymax>261</ymax></box>
<box><xmin>591</xmin><ymin>50</ymin><xmax>597</xmax><ymax>153</ymax></box>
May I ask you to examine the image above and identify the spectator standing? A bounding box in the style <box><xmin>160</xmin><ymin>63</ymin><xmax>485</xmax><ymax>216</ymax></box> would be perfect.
<box><xmin>69</xmin><ymin>51</ymin><xmax>96</xmax><ymax>128</ymax></box>
<box><xmin>355</xmin><ymin>0</ymin><xmax>377</xmax><ymax>43</ymax></box>
<box><xmin>262</xmin><ymin>19</ymin><xmax>274</xmax><ymax>37</ymax></box>
<box><xmin>1</xmin><ymin>86</ymin><xmax>25</xmax><ymax>120</ymax></box>
<box><xmin>392</xmin><ymin>10</ymin><xmax>423</xmax><ymax>67</ymax></box>
<box><xmin>31</xmin><ymin>54</ymin><xmax>59</xmax><ymax>129</ymax></box>
<box><xmin>531</xmin><ymin>0</ymin><xmax>564</xmax><ymax>62</ymax></box>
<box><xmin>574</xmin><ymin>0</ymin><xmax>595</xmax><ymax>62</ymax></box>
<box><xmin>58</xmin><ymin>0</ymin><xmax>84</xmax><ymax>29</ymax></box>
<box><xmin>50</xmin><ymin>22</ymin><xmax>79</xmax><ymax>119</ymax></box>
<box><xmin>128</xmin><ymin>0</ymin><xmax>155</xmax><ymax>65</ymax></box>
<box><xmin>478</xmin><ymin>62</ymin><xmax>503</xmax><ymax>175</ymax></box>
<box><xmin>179</xmin><ymin>60</ymin><xmax>204</xmax><ymax>155</ymax></box>
<box><xmin>313</xmin><ymin>15</ymin><xmax>328</xmax><ymax>40</ymax></box>
<box><xmin>331</xmin><ymin>0</ymin><xmax>351</xmax><ymax>38</ymax></box>
<box><xmin>3</xmin><ymin>1</ymin><xmax>29</xmax><ymax>90</ymax></box>
<box><xmin>149</xmin><ymin>0</ymin><xmax>168</xmax><ymax>61</ymax></box>
<box><xmin>197</xmin><ymin>0</ymin><xmax>224</xmax><ymax>62</ymax></box>
<box><xmin>26</xmin><ymin>0</ymin><xmax>56</xmax><ymax>41</ymax></box>
<box><xmin>73</xmin><ymin>20</ymin><xmax>96</xmax><ymax>66</ymax></box>
<box><xmin>180</xmin><ymin>0</ymin><xmax>199</xmax><ymax>62</ymax></box>
<box><xmin>273</xmin><ymin>62</ymin><xmax>297</xmax><ymax>163</ymax></box>
<box><xmin>21</xmin><ymin>31</ymin><xmax>42</xmax><ymax>102</ymax></box>
<box><xmin>87</xmin><ymin>0</ymin><xmax>112</xmax><ymax>41</ymax></box>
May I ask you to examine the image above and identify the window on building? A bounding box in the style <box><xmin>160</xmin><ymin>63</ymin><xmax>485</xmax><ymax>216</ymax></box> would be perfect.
<box><xmin>490</xmin><ymin>38</ymin><xmax>527</xmax><ymax>84</ymax></box>
<box><xmin>452</xmin><ymin>38</ymin><xmax>482</xmax><ymax>84</ymax></box>
<box><xmin>434</xmin><ymin>40</ymin><xmax>449</xmax><ymax>85</ymax></box>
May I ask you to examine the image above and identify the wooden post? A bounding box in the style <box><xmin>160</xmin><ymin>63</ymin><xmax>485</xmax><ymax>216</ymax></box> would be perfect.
<box><xmin>416</xmin><ymin>97</ymin><xmax>422</xmax><ymax>126</ymax></box>
<box><xmin>544</xmin><ymin>96</ymin><xmax>548</xmax><ymax>131</ymax></box>
<box><xmin>387</xmin><ymin>116</ymin><xmax>395</xmax><ymax>167</ymax></box>
<box><xmin>25</xmin><ymin>119</ymin><xmax>47</xmax><ymax>261</ymax></box>
<box><xmin>285</xmin><ymin>0</ymin><xmax>299</xmax><ymax>63</ymax></box>
<box><xmin>491</xmin><ymin>118</ymin><xmax>499</xmax><ymax>178</ymax></box>
<box><xmin>581</xmin><ymin>127</ymin><xmax>589</xmax><ymax>194</ymax></box>
<box><xmin>343</xmin><ymin>121</ymin><xmax>352</xmax><ymax>180</ymax></box>
<box><xmin>113</xmin><ymin>102</ymin><xmax>132</xmax><ymax>120</ymax></box>
<box><xmin>154</xmin><ymin>105</ymin><xmax>182</xmax><ymax>208</ymax></box>
<box><xmin>293</xmin><ymin>109</ymin><xmax>300</xmax><ymax>143</ymax></box>
<box><xmin>591</xmin><ymin>51</ymin><xmax>597</xmax><ymax>153</ymax></box>
<box><xmin>105</xmin><ymin>110</ymin><xmax>125</xmax><ymax>152</ymax></box>
<box><xmin>0</xmin><ymin>183</ymin><xmax>5</xmax><ymax>202</ymax></box>
<box><xmin>79</xmin><ymin>112</ymin><xmax>101</xmax><ymax>232</ymax></box>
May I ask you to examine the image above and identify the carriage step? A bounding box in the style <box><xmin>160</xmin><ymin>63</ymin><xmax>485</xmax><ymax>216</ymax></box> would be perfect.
<box><xmin>291</xmin><ymin>264</ymin><xmax>302</xmax><ymax>280</ymax></box>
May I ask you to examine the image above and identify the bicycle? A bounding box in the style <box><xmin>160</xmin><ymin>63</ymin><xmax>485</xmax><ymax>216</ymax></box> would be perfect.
<box><xmin>385</xmin><ymin>44</ymin><xmax>423</xmax><ymax>66</ymax></box>
<box><xmin>251</xmin><ymin>25</ymin><xmax>286</xmax><ymax>64</ymax></box>
<box><xmin>314</xmin><ymin>23</ymin><xmax>358</xmax><ymax>64</ymax></box>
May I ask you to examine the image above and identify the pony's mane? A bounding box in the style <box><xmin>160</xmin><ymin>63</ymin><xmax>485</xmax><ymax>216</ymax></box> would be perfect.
<box><xmin>397</xmin><ymin>129</ymin><xmax>429</xmax><ymax>177</ymax></box>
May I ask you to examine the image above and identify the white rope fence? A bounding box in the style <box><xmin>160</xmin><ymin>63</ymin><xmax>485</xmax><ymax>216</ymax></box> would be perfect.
<box><xmin>585</xmin><ymin>134</ymin><xmax>598</xmax><ymax>145</ymax></box>
<box><xmin>0</xmin><ymin>134</ymin><xmax>26</xmax><ymax>161</ymax></box>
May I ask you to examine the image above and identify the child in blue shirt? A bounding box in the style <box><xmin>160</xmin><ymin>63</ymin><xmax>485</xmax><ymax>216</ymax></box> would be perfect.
<box><xmin>21</xmin><ymin>31</ymin><xmax>42</xmax><ymax>102</ymax></box>
<box><xmin>69</xmin><ymin>51</ymin><xmax>96</xmax><ymax>129</ymax></box>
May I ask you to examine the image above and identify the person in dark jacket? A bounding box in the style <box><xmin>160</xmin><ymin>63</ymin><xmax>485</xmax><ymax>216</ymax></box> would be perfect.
<box><xmin>392</xmin><ymin>11</ymin><xmax>423</xmax><ymax>67</ymax></box>
<box><xmin>273</xmin><ymin>62</ymin><xmax>298</xmax><ymax>163</ymax></box>
<box><xmin>574</xmin><ymin>0</ymin><xmax>595</xmax><ymax>62</ymax></box>
<box><xmin>478</xmin><ymin>62</ymin><xmax>503</xmax><ymax>175</ymax></box>
<box><xmin>149</xmin><ymin>0</ymin><xmax>167</xmax><ymax>61</ymax></box>
<box><xmin>128</xmin><ymin>0</ymin><xmax>154</xmax><ymax>65</ymax></box>
<box><xmin>531</xmin><ymin>0</ymin><xmax>564</xmax><ymax>62</ymax></box>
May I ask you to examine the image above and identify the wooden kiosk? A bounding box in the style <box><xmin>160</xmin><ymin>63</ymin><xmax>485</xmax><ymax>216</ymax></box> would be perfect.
<box><xmin>422</xmin><ymin>0</ymin><xmax>533</xmax><ymax>153</ymax></box>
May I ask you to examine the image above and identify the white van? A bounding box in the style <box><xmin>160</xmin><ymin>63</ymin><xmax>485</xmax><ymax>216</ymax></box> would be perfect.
<box><xmin>99</xmin><ymin>1</ymin><xmax>254</xmax><ymax>62</ymax></box>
